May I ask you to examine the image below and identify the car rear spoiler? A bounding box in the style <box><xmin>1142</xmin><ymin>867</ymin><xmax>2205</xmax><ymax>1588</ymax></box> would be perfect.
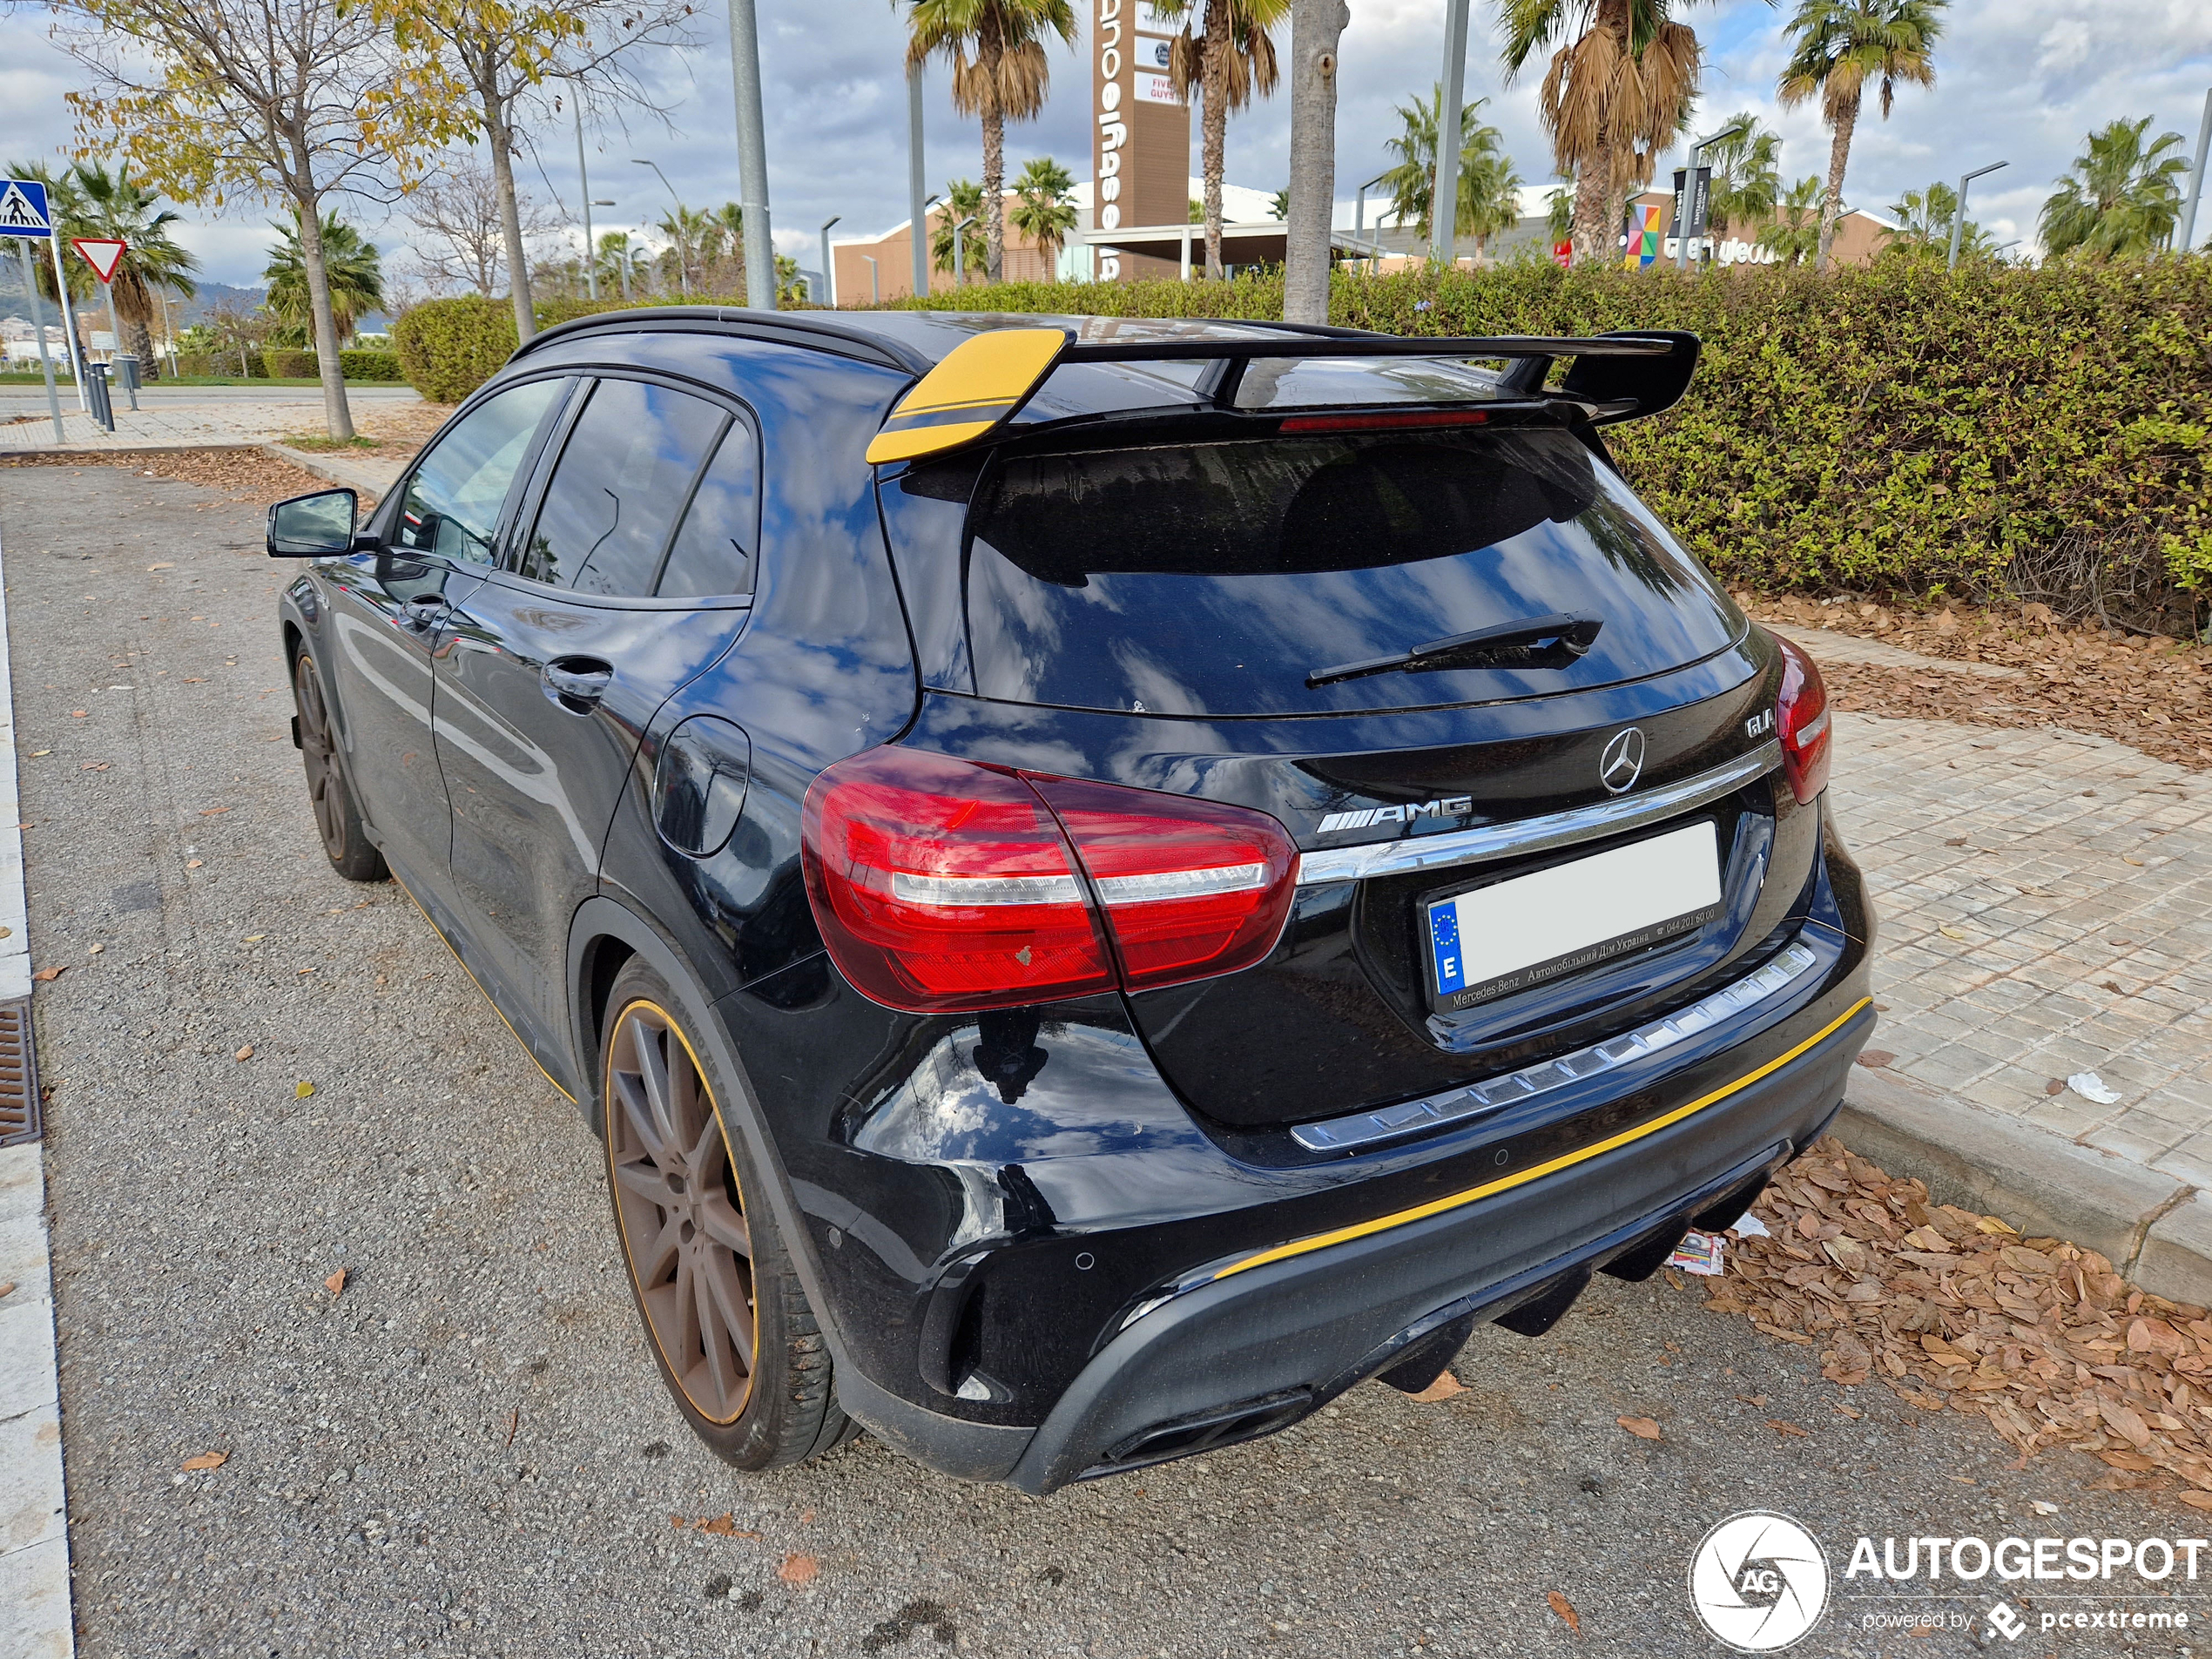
<box><xmin>863</xmin><ymin>327</ymin><xmax>1699</xmax><ymax>464</ymax></box>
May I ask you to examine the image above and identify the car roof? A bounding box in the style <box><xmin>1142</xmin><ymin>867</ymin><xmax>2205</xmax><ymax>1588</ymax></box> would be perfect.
<box><xmin>516</xmin><ymin>306</ymin><xmax>1501</xmax><ymax>429</ymax></box>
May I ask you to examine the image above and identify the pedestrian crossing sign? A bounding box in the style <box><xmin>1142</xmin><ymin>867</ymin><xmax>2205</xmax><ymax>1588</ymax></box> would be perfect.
<box><xmin>0</xmin><ymin>179</ymin><xmax>52</xmax><ymax>239</ymax></box>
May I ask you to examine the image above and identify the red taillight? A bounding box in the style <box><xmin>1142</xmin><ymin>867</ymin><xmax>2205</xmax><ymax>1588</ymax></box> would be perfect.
<box><xmin>800</xmin><ymin>749</ymin><xmax>1298</xmax><ymax>1014</ymax></box>
<box><xmin>1774</xmin><ymin>635</ymin><xmax>1831</xmax><ymax>804</ymax></box>
<box><xmin>1277</xmin><ymin>407</ymin><xmax>1491</xmax><ymax>434</ymax></box>
<box><xmin>1026</xmin><ymin>778</ymin><xmax>1298</xmax><ymax>992</ymax></box>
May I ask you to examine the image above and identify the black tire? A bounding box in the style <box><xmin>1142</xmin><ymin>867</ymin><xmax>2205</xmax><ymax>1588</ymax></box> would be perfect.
<box><xmin>600</xmin><ymin>960</ymin><xmax>853</xmax><ymax>1470</ymax></box>
<box><xmin>291</xmin><ymin>648</ymin><xmax>388</xmax><ymax>883</ymax></box>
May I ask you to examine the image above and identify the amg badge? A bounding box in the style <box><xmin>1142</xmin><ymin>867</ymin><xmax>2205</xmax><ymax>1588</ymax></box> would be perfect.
<box><xmin>1317</xmin><ymin>797</ymin><xmax>1474</xmax><ymax>836</ymax></box>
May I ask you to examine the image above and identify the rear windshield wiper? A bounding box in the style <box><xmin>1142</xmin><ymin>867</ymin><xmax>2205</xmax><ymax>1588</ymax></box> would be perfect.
<box><xmin>1306</xmin><ymin>613</ymin><xmax>1603</xmax><ymax>688</ymax></box>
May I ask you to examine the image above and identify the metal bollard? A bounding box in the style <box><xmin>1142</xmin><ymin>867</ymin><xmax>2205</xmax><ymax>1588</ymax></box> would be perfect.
<box><xmin>112</xmin><ymin>354</ymin><xmax>141</xmax><ymax>411</ymax></box>
<box><xmin>85</xmin><ymin>363</ymin><xmax>115</xmax><ymax>434</ymax></box>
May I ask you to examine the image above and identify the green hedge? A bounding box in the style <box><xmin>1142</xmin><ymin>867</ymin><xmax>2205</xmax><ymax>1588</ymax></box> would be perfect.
<box><xmin>393</xmin><ymin>296</ymin><xmax>520</xmax><ymax>402</ymax></box>
<box><xmin>876</xmin><ymin>260</ymin><xmax>2212</xmax><ymax>618</ymax></box>
<box><xmin>262</xmin><ymin>348</ymin><xmax>316</xmax><ymax>380</ymax></box>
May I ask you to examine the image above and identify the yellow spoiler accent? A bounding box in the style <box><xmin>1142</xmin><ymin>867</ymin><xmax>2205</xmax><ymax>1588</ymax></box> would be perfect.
<box><xmin>864</xmin><ymin>327</ymin><xmax>1072</xmax><ymax>464</ymax></box>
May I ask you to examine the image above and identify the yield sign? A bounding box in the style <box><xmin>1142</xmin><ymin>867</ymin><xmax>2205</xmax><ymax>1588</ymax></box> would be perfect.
<box><xmin>72</xmin><ymin>237</ymin><xmax>128</xmax><ymax>284</ymax></box>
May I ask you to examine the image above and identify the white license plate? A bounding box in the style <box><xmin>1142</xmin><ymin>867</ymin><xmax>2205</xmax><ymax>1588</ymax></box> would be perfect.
<box><xmin>1425</xmin><ymin>820</ymin><xmax>1723</xmax><ymax>1010</ymax></box>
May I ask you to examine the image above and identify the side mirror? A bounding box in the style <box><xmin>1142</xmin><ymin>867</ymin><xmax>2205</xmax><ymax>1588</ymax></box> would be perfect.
<box><xmin>267</xmin><ymin>489</ymin><xmax>358</xmax><ymax>558</ymax></box>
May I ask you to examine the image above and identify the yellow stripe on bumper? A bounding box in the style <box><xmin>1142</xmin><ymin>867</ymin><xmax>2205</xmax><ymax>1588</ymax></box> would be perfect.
<box><xmin>1210</xmin><ymin>997</ymin><xmax>1871</xmax><ymax>1285</ymax></box>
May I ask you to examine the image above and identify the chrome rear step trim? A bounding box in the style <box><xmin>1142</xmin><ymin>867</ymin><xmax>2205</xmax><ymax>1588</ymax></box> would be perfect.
<box><xmin>1291</xmin><ymin>938</ymin><xmax>1821</xmax><ymax>1153</ymax></box>
<box><xmin>1294</xmin><ymin>740</ymin><xmax>1781</xmax><ymax>888</ymax></box>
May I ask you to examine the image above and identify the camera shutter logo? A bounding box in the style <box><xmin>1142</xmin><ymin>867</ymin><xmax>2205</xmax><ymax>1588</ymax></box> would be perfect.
<box><xmin>1599</xmin><ymin>726</ymin><xmax>1646</xmax><ymax>793</ymax></box>
<box><xmin>1688</xmin><ymin>1511</ymin><xmax>1830</xmax><ymax>1652</ymax></box>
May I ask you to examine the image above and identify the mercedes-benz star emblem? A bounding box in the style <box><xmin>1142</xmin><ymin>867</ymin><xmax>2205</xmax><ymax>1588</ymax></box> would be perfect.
<box><xmin>1599</xmin><ymin>727</ymin><xmax>1647</xmax><ymax>794</ymax></box>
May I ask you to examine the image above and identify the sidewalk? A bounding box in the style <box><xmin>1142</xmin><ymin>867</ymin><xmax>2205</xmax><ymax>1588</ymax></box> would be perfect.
<box><xmin>1777</xmin><ymin>625</ymin><xmax>2212</xmax><ymax>1301</ymax></box>
<box><xmin>0</xmin><ymin>386</ymin><xmax>420</xmax><ymax>455</ymax></box>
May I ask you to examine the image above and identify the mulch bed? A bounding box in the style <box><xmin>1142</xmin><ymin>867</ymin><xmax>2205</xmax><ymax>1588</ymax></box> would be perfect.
<box><xmin>1702</xmin><ymin>1137</ymin><xmax>2212</xmax><ymax>1510</ymax></box>
<box><xmin>0</xmin><ymin>448</ymin><xmax>343</xmax><ymax>508</ymax></box>
<box><xmin>1743</xmin><ymin>593</ymin><xmax>2212</xmax><ymax>772</ymax></box>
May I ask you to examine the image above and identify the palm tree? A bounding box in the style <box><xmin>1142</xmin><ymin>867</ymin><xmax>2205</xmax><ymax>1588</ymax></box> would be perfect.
<box><xmin>266</xmin><ymin>212</ymin><xmax>381</xmax><ymax>346</ymax></box>
<box><xmin>1703</xmin><ymin>111</ymin><xmax>1781</xmax><ymax>239</ymax></box>
<box><xmin>931</xmin><ymin>178</ymin><xmax>991</xmax><ymax>280</ymax></box>
<box><xmin>2040</xmin><ymin>117</ymin><xmax>2191</xmax><ymax>260</ymax></box>
<box><xmin>1379</xmin><ymin>87</ymin><xmax>1526</xmax><ymax>260</ymax></box>
<box><xmin>698</xmin><ymin>203</ymin><xmax>749</xmax><ymax>293</ymax></box>
<box><xmin>1158</xmin><ymin>0</ymin><xmax>1292</xmax><ymax>278</ymax></box>
<box><xmin>1878</xmin><ymin>179</ymin><xmax>1990</xmax><ymax>260</ymax></box>
<box><xmin>900</xmin><ymin>0</ymin><xmax>1077</xmax><ymax>285</ymax></box>
<box><xmin>1009</xmin><ymin>157</ymin><xmax>1078</xmax><ymax>275</ymax></box>
<box><xmin>595</xmin><ymin>230</ymin><xmax>643</xmax><ymax>300</ymax></box>
<box><xmin>1777</xmin><ymin>0</ymin><xmax>1946</xmax><ymax>272</ymax></box>
<box><xmin>1498</xmin><ymin>0</ymin><xmax>1705</xmax><ymax>269</ymax></box>
<box><xmin>653</xmin><ymin>205</ymin><xmax>712</xmax><ymax>296</ymax></box>
<box><xmin>1755</xmin><ymin>174</ymin><xmax>1824</xmax><ymax>266</ymax></box>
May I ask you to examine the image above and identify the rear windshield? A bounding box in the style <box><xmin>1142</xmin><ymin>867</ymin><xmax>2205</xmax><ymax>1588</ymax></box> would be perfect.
<box><xmin>960</xmin><ymin>428</ymin><xmax>1741</xmax><ymax>717</ymax></box>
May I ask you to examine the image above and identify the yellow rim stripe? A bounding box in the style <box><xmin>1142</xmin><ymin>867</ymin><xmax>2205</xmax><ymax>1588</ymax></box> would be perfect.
<box><xmin>1208</xmin><ymin>996</ymin><xmax>1871</xmax><ymax>1284</ymax></box>
<box><xmin>394</xmin><ymin>873</ymin><xmax>577</xmax><ymax>1104</ymax></box>
<box><xmin>864</xmin><ymin>327</ymin><xmax>1070</xmax><ymax>464</ymax></box>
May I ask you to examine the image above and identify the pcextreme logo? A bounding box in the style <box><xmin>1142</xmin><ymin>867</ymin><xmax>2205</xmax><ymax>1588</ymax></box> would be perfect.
<box><xmin>1689</xmin><ymin>1511</ymin><xmax>1831</xmax><ymax>1652</ymax></box>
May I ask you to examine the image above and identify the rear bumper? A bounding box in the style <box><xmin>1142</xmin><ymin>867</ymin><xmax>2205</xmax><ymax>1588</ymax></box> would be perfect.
<box><xmin>846</xmin><ymin>996</ymin><xmax>1865</xmax><ymax>1493</ymax></box>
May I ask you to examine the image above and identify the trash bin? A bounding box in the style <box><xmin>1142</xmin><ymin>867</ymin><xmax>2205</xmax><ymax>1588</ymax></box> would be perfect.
<box><xmin>85</xmin><ymin>363</ymin><xmax>115</xmax><ymax>434</ymax></box>
<box><xmin>111</xmin><ymin>354</ymin><xmax>142</xmax><ymax>410</ymax></box>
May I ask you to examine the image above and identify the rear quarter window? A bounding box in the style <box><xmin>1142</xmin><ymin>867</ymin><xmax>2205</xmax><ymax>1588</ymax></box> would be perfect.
<box><xmin>958</xmin><ymin>428</ymin><xmax>1743</xmax><ymax>717</ymax></box>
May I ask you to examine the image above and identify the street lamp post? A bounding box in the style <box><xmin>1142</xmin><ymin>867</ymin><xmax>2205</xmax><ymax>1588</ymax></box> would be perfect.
<box><xmin>908</xmin><ymin>64</ymin><xmax>929</xmax><ymax>297</ymax></box>
<box><xmin>953</xmin><ymin>214</ymin><xmax>976</xmax><ymax>288</ymax></box>
<box><xmin>2180</xmin><ymin>88</ymin><xmax>2212</xmax><ymax>253</ymax></box>
<box><xmin>1947</xmin><ymin>160</ymin><xmax>2006</xmax><ymax>270</ymax></box>
<box><xmin>1355</xmin><ymin>172</ymin><xmax>1386</xmax><ymax>267</ymax></box>
<box><xmin>1433</xmin><ymin>0</ymin><xmax>1470</xmax><ymax>268</ymax></box>
<box><xmin>819</xmin><ymin>216</ymin><xmax>840</xmax><ymax>307</ymax></box>
<box><xmin>1675</xmin><ymin>121</ymin><xmax>1747</xmax><ymax>272</ymax></box>
<box><xmin>725</xmin><ymin>0</ymin><xmax>776</xmax><ymax>309</ymax></box>
<box><xmin>632</xmin><ymin>159</ymin><xmax>689</xmax><ymax>297</ymax></box>
<box><xmin>576</xmin><ymin>102</ymin><xmax>598</xmax><ymax>300</ymax></box>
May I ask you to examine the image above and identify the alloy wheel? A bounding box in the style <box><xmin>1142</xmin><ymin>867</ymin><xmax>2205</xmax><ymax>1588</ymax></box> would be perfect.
<box><xmin>605</xmin><ymin>1001</ymin><xmax>758</xmax><ymax>1424</ymax></box>
<box><xmin>293</xmin><ymin>653</ymin><xmax>348</xmax><ymax>858</ymax></box>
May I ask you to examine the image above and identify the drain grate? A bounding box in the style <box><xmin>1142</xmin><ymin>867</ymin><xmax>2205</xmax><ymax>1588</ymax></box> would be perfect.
<box><xmin>0</xmin><ymin>999</ymin><xmax>42</xmax><ymax>1146</ymax></box>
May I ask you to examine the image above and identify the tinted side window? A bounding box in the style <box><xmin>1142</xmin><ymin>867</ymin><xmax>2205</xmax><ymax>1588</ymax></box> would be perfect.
<box><xmin>395</xmin><ymin>379</ymin><xmax>564</xmax><ymax>565</ymax></box>
<box><xmin>520</xmin><ymin>379</ymin><xmax>725</xmax><ymax>597</ymax></box>
<box><xmin>658</xmin><ymin>425</ymin><xmax>760</xmax><ymax>598</ymax></box>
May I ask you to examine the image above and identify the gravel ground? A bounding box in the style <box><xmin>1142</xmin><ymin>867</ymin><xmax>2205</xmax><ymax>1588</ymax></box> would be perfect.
<box><xmin>3</xmin><ymin>462</ymin><xmax>2205</xmax><ymax>1659</ymax></box>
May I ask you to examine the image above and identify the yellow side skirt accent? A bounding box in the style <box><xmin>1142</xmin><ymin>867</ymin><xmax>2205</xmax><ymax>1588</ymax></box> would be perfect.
<box><xmin>393</xmin><ymin>874</ymin><xmax>577</xmax><ymax>1104</ymax></box>
<box><xmin>1210</xmin><ymin>996</ymin><xmax>1871</xmax><ymax>1284</ymax></box>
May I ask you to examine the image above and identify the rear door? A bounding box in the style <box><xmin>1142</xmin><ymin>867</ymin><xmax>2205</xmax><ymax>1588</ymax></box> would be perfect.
<box><xmin>431</xmin><ymin>372</ymin><xmax>760</xmax><ymax>1070</ymax></box>
<box><xmin>322</xmin><ymin>377</ymin><xmax>568</xmax><ymax>885</ymax></box>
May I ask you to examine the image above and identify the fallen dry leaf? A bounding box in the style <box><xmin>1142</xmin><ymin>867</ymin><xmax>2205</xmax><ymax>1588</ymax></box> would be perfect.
<box><xmin>180</xmin><ymin>1452</ymin><xmax>226</xmax><ymax>1472</ymax></box>
<box><xmin>234</xmin><ymin>1045</ymin><xmax>253</xmax><ymax>1062</ymax></box>
<box><xmin>1856</xmin><ymin>1050</ymin><xmax>1895</xmax><ymax>1069</ymax></box>
<box><xmin>1616</xmin><ymin>1416</ymin><xmax>1662</xmax><ymax>1441</ymax></box>
<box><xmin>30</xmin><ymin>966</ymin><xmax>63</xmax><ymax>982</ymax></box>
<box><xmin>185</xmin><ymin>859</ymin><xmax>203</xmax><ymax>869</ymax></box>
<box><xmin>1547</xmin><ymin>1590</ymin><xmax>1581</xmax><ymax>1635</ymax></box>
<box><xmin>696</xmin><ymin>1514</ymin><xmax>762</xmax><ymax>1538</ymax></box>
<box><xmin>1831</xmin><ymin>1403</ymin><xmax>1863</xmax><ymax>1420</ymax></box>
<box><xmin>324</xmin><ymin>1268</ymin><xmax>346</xmax><ymax>1296</ymax></box>
<box><xmin>779</xmin><ymin>1554</ymin><xmax>820</xmax><ymax>1586</ymax></box>
<box><xmin>1767</xmin><ymin>1420</ymin><xmax>1811</xmax><ymax>1439</ymax></box>
<box><xmin>0</xmin><ymin>1281</ymin><xmax>15</xmax><ymax>1299</ymax></box>
<box><xmin>1408</xmin><ymin>1372</ymin><xmax>1467</xmax><ymax>1402</ymax></box>
<box><xmin>1703</xmin><ymin>1134</ymin><xmax>2212</xmax><ymax>1511</ymax></box>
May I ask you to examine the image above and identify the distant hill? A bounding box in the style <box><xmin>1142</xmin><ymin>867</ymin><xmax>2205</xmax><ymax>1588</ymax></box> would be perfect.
<box><xmin>168</xmin><ymin>280</ymin><xmax>267</xmax><ymax>327</ymax></box>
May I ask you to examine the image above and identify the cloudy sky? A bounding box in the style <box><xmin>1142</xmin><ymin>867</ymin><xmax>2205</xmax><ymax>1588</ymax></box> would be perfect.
<box><xmin>2</xmin><ymin>0</ymin><xmax>2208</xmax><ymax>289</ymax></box>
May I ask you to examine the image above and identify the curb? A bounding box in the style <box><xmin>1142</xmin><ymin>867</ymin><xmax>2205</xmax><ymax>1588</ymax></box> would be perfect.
<box><xmin>260</xmin><ymin>442</ymin><xmax>403</xmax><ymax>500</ymax></box>
<box><xmin>0</xmin><ymin>492</ymin><xmax>74</xmax><ymax>1656</ymax></box>
<box><xmin>1837</xmin><ymin>1065</ymin><xmax>2210</xmax><ymax>1305</ymax></box>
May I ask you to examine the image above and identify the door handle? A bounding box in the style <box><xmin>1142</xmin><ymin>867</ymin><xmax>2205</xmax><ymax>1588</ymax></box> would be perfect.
<box><xmin>401</xmin><ymin>595</ymin><xmax>448</xmax><ymax>624</ymax></box>
<box><xmin>543</xmin><ymin>657</ymin><xmax>615</xmax><ymax>711</ymax></box>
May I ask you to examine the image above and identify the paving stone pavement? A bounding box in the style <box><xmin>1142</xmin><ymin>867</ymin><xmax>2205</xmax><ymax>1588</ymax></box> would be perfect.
<box><xmin>0</xmin><ymin>387</ymin><xmax>420</xmax><ymax>454</ymax></box>
<box><xmin>1829</xmin><ymin>712</ymin><xmax>2212</xmax><ymax>1184</ymax></box>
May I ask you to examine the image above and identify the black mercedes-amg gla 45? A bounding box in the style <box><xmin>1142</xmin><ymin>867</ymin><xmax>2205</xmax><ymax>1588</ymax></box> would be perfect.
<box><xmin>267</xmin><ymin>309</ymin><xmax>1871</xmax><ymax>1492</ymax></box>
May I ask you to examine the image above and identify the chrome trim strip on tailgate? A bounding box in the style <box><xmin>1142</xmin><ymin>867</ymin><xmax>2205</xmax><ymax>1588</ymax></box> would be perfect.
<box><xmin>1293</xmin><ymin>740</ymin><xmax>1782</xmax><ymax>889</ymax></box>
<box><xmin>1291</xmin><ymin>938</ymin><xmax>1822</xmax><ymax>1153</ymax></box>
